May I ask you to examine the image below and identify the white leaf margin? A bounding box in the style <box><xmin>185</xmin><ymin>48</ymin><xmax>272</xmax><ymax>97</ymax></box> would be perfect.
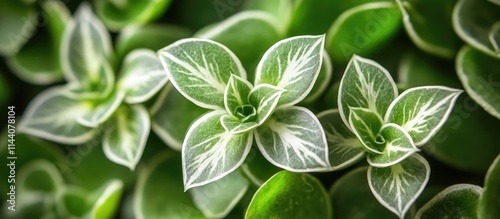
<box><xmin>88</xmin><ymin>179</ymin><xmax>124</xmax><ymax>218</ymax></box>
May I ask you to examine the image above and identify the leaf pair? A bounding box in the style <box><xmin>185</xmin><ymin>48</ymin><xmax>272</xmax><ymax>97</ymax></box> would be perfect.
<box><xmin>158</xmin><ymin>35</ymin><xmax>330</xmax><ymax>190</ymax></box>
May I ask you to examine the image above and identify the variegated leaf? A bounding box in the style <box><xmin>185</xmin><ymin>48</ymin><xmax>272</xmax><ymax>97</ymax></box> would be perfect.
<box><xmin>338</xmin><ymin>55</ymin><xmax>398</xmax><ymax>127</ymax></box>
<box><xmin>224</xmin><ymin>74</ymin><xmax>253</xmax><ymax>118</ymax></box>
<box><xmin>368</xmin><ymin>123</ymin><xmax>419</xmax><ymax>167</ymax></box>
<box><xmin>118</xmin><ymin>49</ymin><xmax>168</xmax><ymax>104</ymax></box>
<box><xmin>349</xmin><ymin>107</ymin><xmax>385</xmax><ymax>154</ymax></box>
<box><xmin>220</xmin><ymin>115</ymin><xmax>258</xmax><ymax>134</ymax></box>
<box><xmin>385</xmin><ymin>86</ymin><xmax>462</xmax><ymax>146</ymax></box>
<box><xmin>255</xmin><ymin>106</ymin><xmax>330</xmax><ymax>171</ymax></box>
<box><xmin>158</xmin><ymin>38</ymin><xmax>246</xmax><ymax>109</ymax></box>
<box><xmin>88</xmin><ymin>180</ymin><xmax>123</xmax><ymax>219</ymax></box>
<box><xmin>103</xmin><ymin>105</ymin><xmax>150</xmax><ymax>170</ymax></box>
<box><xmin>368</xmin><ymin>153</ymin><xmax>430</xmax><ymax>219</ymax></box>
<box><xmin>248</xmin><ymin>84</ymin><xmax>285</xmax><ymax>125</ymax></box>
<box><xmin>76</xmin><ymin>90</ymin><xmax>125</xmax><ymax>128</ymax></box>
<box><xmin>183</xmin><ymin>111</ymin><xmax>253</xmax><ymax>190</ymax></box>
<box><xmin>61</xmin><ymin>3</ymin><xmax>114</xmax><ymax>86</ymax></box>
<box><xmin>254</xmin><ymin>35</ymin><xmax>325</xmax><ymax>107</ymax></box>
<box><xmin>477</xmin><ymin>154</ymin><xmax>500</xmax><ymax>219</ymax></box>
<box><xmin>317</xmin><ymin>109</ymin><xmax>365</xmax><ymax>170</ymax></box>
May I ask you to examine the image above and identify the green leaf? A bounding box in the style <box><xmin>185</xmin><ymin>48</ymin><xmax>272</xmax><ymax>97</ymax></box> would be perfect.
<box><xmin>255</xmin><ymin>35</ymin><xmax>325</xmax><ymax>107</ymax></box>
<box><xmin>103</xmin><ymin>105</ymin><xmax>150</xmax><ymax>170</ymax></box>
<box><xmin>302</xmin><ymin>50</ymin><xmax>333</xmax><ymax>103</ymax></box>
<box><xmin>88</xmin><ymin>180</ymin><xmax>123</xmax><ymax>219</ymax></box>
<box><xmin>220</xmin><ymin>115</ymin><xmax>258</xmax><ymax>134</ymax></box>
<box><xmin>317</xmin><ymin>109</ymin><xmax>366</xmax><ymax>170</ymax></box>
<box><xmin>456</xmin><ymin>46</ymin><xmax>500</xmax><ymax>120</ymax></box>
<box><xmin>330</xmin><ymin>167</ymin><xmax>398</xmax><ymax>219</ymax></box>
<box><xmin>95</xmin><ymin>0</ymin><xmax>171</xmax><ymax>31</ymax></box>
<box><xmin>18</xmin><ymin>160</ymin><xmax>63</xmax><ymax>194</ymax></box>
<box><xmin>396</xmin><ymin>0</ymin><xmax>460</xmax><ymax>58</ymax></box>
<box><xmin>243</xmin><ymin>0</ymin><xmax>292</xmax><ymax>24</ymax></box>
<box><xmin>158</xmin><ymin>38</ymin><xmax>246</xmax><ymax>109</ymax></box>
<box><xmin>183</xmin><ymin>110</ymin><xmax>253</xmax><ymax>190</ymax></box>
<box><xmin>453</xmin><ymin>0</ymin><xmax>500</xmax><ymax>58</ymax></box>
<box><xmin>339</xmin><ymin>55</ymin><xmax>398</xmax><ymax>126</ymax></box>
<box><xmin>349</xmin><ymin>107</ymin><xmax>385</xmax><ymax>154</ymax></box>
<box><xmin>326</xmin><ymin>2</ymin><xmax>402</xmax><ymax>64</ymax></box>
<box><xmin>241</xmin><ymin>146</ymin><xmax>282</xmax><ymax>186</ymax></box>
<box><xmin>368</xmin><ymin>153</ymin><xmax>430</xmax><ymax>218</ymax></box>
<box><xmin>118</xmin><ymin>49</ymin><xmax>168</xmax><ymax>104</ymax></box>
<box><xmin>61</xmin><ymin>3</ymin><xmax>114</xmax><ymax>86</ymax></box>
<box><xmin>478</xmin><ymin>154</ymin><xmax>500</xmax><ymax>218</ymax></box>
<box><xmin>224</xmin><ymin>74</ymin><xmax>253</xmax><ymax>117</ymax></box>
<box><xmin>255</xmin><ymin>106</ymin><xmax>330</xmax><ymax>171</ymax></box>
<box><xmin>248</xmin><ymin>84</ymin><xmax>285</xmax><ymax>125</ymax></box>
<box><xmin>367</xmin><ymin>123</ymin><xmax>419</xmax><ymax>167</ymax></box>
<box><xmin>190</xmin><ymin>171</ymin><xmax>249</xmax><ymax>218</ymax></box>
<box><xmin>134</xmin><ymin>152</ymin><xmax>205</xmax><ymax>219</ymax></box>
<box><xmin>245</xmin><ymin>171</ymin><xmax>332</xmax><ymax>219</ymax></box>
<box><xmin>415</xmin><ymin>184</ymin><xmax>483</xmax><ymax>219</ymax></box>
<box><xmin>55</xmin><ymin>186</ymin><xmax>89</xmax><ymax>218</ymax></box>
<box><xmin>385</xmin><ymin>86</ymin><xmax>462</xmax><ymax>146</ymax></box>
<box><xmin>76</xmin><ymin>90</ymin><xmax>125</xmax><ymax>128</ymax></box>
<box><xmin>0</xmin><ymin>1</ymin><xmax>36</xmax><ymax>56</ymax></box>
<box><xmin>150</xmin><ymin>83</ymin><xmax>207</xmax><ymax>150</ymax></box>
<box><xmin>19</xmin><ymin>86</ymin><xmax>96</xmax><ymax>144</ymax></box>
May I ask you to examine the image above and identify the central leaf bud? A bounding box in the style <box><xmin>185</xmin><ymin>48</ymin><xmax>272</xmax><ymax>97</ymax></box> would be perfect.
<box><xmin>234</xmin><ymin>104</ymin><xmax>257</xmax><ymax>122</ymax></box>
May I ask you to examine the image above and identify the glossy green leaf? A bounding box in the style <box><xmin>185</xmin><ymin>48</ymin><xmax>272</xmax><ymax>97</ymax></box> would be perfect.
<box><xmin>349</xmin><ymin>107</ymin><xmax>385</xmax><ymax>154</ymax></box>
<box><xmin>330</xmin><ymin>167</ymin><xmax>398</xmax><ymax>219</ymax></box>
<box><xmin>88</xmin><ymin>180</ymin><xmax>123</xmax><ymax>219</ymax></box>
<box><xmin>245</xmin><ymin>171</ymin><xmax>332</xmax><ymax>219</ymax></box>
<box><xmin>255</xmin><ymin>35</ymin><xmax>325</xmax><ymax>107</ymax></box>
<box><xmin>339</xmin><ymin>55</ymin><xmax>398</xmax><ymax>126</ymax></box>
<box><xmin>95</xmin><ymin>0</ymin><xmax>171</xmax><ymax>31</ymax></box>
<box><xmin>76</xmin><ymin>90</ymin><xmax>125</xmax><ymax>128</ymax></box>
<box><xmin>118</xmin><ymin>49</ymin><xmax>168</xmax><ymax>104</ymax></box>
<box><xmin>134</xmin><ymin>152</ymin><xmax>205</xmax><ymax>219</ymax></box>
<box><xmin>183</xmin><ymin>110</ymin><xmax>253</xmax><ymax>190</ymax></box>
<box><xmin>456</xmin><ymin>46</ymin><xmax>500</xmax><ymax>120</ymax></box>
<box><xmin>150</xmin><ymin>83</ymin><xmax>207</xmax><ymax>150</ymax></box>
<box><xmin>241</xmin><ymin>147</ymin><xmax>281</xmax><ymax>186</ymax></box>
<box><xmin>61</xmin><ymin>3</ymin><xmax>114</xmax><ymax>87</ymax></box>
<box><xmin>385</xmin><ymin>86</ymin><xmax>462</xmax><ymax>146</ymax></box>
<box><xmin>190</xmin><ymin>171</ymin><xmax>249</xmax><ymax>218</ymax></box>
<box><xmin>368</xmin><ymin>123</ymin><xmax>419</xmax><ymax>167</ymax></box>
<box><xmin>478</xmin><ymin>154</ymin><xmax>500</xmax><ymax>218</ymax></box>
<box><xmin>368</xmin><ymin>153</ymin><xmax>430</xmax><ymax>218</ymax></box>
<box><xmin>224</xmin><ymin>74</ymin><xmax>253</xmax><ymax>118</ymax></box>
<box><xmin>415</xmin><ymin>184</ymin><xmax>483</xmax><ymax>219</ymax></box>
<box><xmin>220</xmin><ymin>115</ymin><xmax>258</xmax><ymax>134</ymax></box>
<box><xmin>248</xmin><ymin>84</ymin><xmax>284</xmax><ymax>125</ymax></box>
<box><xmin>396</xmin><ymin>0</ymin><xmax>460</xmax><ymax>58</ymax></box>
<box><xmin>255</xmin><ymin>106</ymin><xmax>330</xmax><ymax>171</ymax></box>
<box><xmin>19</xmin><ymin>86</ymin><xmax>96</xmax><ymax>144</ymax></box>
<box><xmin>302</xmin><ymin>50</ymin><xmax>333</xmax><ymax>103</ymax></box>
<box><xmin>317</xmin><ymin>109</ymin><xmax>366</xmax><ymax>170</ymax></box>
<box><xmin>0</xmin><ymin>1</ymin><xmax>36</xmax><ymax>56</ymax></box>
<box><xmin>326</xmin><ymin>2</ymin><xmax>402</xmax><ymax>64</ymax></box>
<box><xmin>103</xmin><ymin>105</ymin><xmax>150</xmax><ymax>170</ymax></box>
<box><xmin>453</xmin><ymin>0</ymin><xmax>500</xmax><ymax>58</ymax></box>
<box><xmin>158</xmin><ymin>38</ymin><xmax>246</xmax><ymax>109</ymax></box>
<box><xmin>196</xmin><ymin>11</ymin><xmax>281</xmax><ymax>82</ymax></box>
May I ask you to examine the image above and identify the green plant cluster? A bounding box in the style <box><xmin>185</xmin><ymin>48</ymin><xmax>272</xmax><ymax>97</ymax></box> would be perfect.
<box><xmin>1</xmin><ymin>0</ymin><xmax>499</xmax><ymax>218</ymax></box>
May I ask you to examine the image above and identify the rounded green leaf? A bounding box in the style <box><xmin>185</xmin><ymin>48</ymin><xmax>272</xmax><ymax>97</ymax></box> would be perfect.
<box><xmin>396</xmin><ymin>0</ymin><xmax>461</xmax><ymax>58</ymax></box>
<box><xmin>415</xmin><ymin>184</ymin><xmax>483</xmax><ymax>219</ymax></box>
<box><xmin>150</xmin><ymin>83</ymin><xmax>207</xmax><ymax>150</ymax></box>
<box><xmin>255</xmin><ymin>106</ymin><xmax>330</xmax><ymax>171</ymax></box>
<box><xmin>158</xmin><ymin>38</ymin><xmax>246</xmax><ymax>109</ymax></box>
<box><xmin>182</xmin><ymin>110</ymin><xmax>253</xmax><ymax>190</ymax></box>
<box><xmin>453</xmin><ymin>0</ymin><xmax>500</xmax><ymax>58</ymax></box>
<box><xmin>456</xmin><ymin>46</ymin><xmax>500</xmax><ymax>120</ymax></box>
<box><xmin>326</xmin><ymin>2</ymin><xmax>402</xmax><ymax>64</ymax></box>
<box><xmin>317</xmin><ymin>109</ymin><xmax>366</xmax><ymax>170</ymax></box>
<box><xmin>134</xmin><ymin>152</ymin><xmax>205</xmax><ymax>219</ymax></box>
<box><xmin>478</xmin><ymin>154</ymin><xmax>500</xmax><ymax>218</ymax></box>
<box><xmin>255</xmin><ymin>35</ymin><xmax>325</xmax><ymax>107</ymax></box>
<box><xmin>103</xmin><ymin>105</ymin><xmax>150</xmax><ymax>170</ymax></box>
<box><xmin>245</xmin><ymin>171</ymin><xmax>332</xmax><ymax>219</ymax></box>
<box><xmin>95</xmin><ymin>0</ymin><xmax>171</xmax><ymax>31</ymax></box>
<box><xmin>0</xmin><ymin>0</ymin><xmax>36</xmax><ymax>56</ymax></box>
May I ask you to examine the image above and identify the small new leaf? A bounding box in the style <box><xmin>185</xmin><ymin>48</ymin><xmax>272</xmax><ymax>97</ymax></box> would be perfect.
<box><xmin>368</xmin><ymin>124</ymin><xmax>419</xmax><ymax>167</ymax></box>
<box><xmin>255</xmin><ymin>35</ymin><xmax>325</xmax><ymax>107</ymax></box>
<box><xmin>248</xmin><ymin>84</ymin><xmax>284</xmax><ymax>125</ymax></box>
<box><xmin>368</xmin><ymin>153</ymin><xmax>430</xmax><ymax>219</ymax></box>
<box><xmin>348</xmin><ymin>107</ymin><xmax>385</xmax><ymax>154</ymax></box>
<box><xmin>224</xmin><ymin>74</ymin><xmax>253</xmax><ymax>117</ymax></box>
<box><xmin>76</xmin><ymin>90</ymin><xmax>125</xmax><ymax>128</ymax></box>
<box><xmin>385</xmin><ymin>86</ymin><xmax>462</xmax><ymax>146</ymax></box>
<box><xmin>158</xmin><ymin>38</ymin><xmax>246</xmax><ymax>109</ymax></box>
<box><xmin>220</xmin><ymin>115</ymin><xmax>258</xmax><ymax>134</ymax></box>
